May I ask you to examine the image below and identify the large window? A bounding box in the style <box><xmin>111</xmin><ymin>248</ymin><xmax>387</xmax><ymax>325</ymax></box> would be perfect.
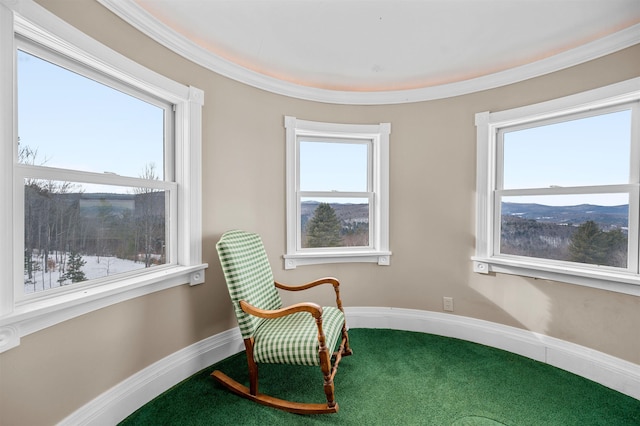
<box><xmin>0</xmin><ymin>2</ymin><xmax>205</xmax><ymax>352</ymax></box>
<box><xmin>474</xmin><ymin>78</ymin><xmax>640</xmax><ymax>295</ymax></box>
<box><xmin>284</xmin><ymin>116</ymin><xmax>391</xmax><ymax>269</ymax></box>
<box><xmin>17</xmin><ymin>42</ymin><xmax>174</xmax><ymax>298</ymax></box>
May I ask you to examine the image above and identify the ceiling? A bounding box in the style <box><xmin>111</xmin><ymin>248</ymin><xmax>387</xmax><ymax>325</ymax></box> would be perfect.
<box><xmin>101</xmin><ymin>0</ymin><xmax>640</xmax><ymax>104</ymax></box>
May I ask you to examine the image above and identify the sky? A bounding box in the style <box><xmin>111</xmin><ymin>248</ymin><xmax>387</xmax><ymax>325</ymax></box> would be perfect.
<box><xmin>17</xmin><ymin>49</ymin><xmax>634</xmax><ymax>207</ymax></box>
<box><xmin>17</xmin><ymin>49</ymin><xmax>164</xmax><ymax>188</ymax></box>
<box><xmin>299</xmin><ymin>140</ymin><xmax>368</xmax><ymax>192</ymax></box>
<box><xmin>501</xmin><ymin>109</ymin><xmax>632</xmax><ymax>206</ymax></box>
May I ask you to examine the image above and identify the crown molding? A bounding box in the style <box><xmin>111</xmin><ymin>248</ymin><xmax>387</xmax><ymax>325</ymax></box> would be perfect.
<box><xmin>96</xmin><ymin>2</ymin><xmax>640</xmax><ymax>104</ymax></box>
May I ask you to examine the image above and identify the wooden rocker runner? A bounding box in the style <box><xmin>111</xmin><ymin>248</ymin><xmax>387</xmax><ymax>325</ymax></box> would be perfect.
<box><xmin>213</xmin><ymin>230</ymin><xmax>352</xmax><ymax>414</ymax></box>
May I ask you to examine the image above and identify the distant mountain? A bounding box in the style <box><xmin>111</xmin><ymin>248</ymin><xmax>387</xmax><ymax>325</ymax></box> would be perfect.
<box><xmin>299</xmin><ymin>200</ymin><xmax>629</xmax><ymax>232</ymax></box>
<box><xmin>501</xmin><ymin>202</ymin><xmax>628</xmax><ymax>229</ymax></box>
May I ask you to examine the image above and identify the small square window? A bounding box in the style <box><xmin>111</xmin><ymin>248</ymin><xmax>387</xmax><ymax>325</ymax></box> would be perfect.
<box><xmin>284</xmin><ymin>117</ymin><xmax>391</xmax><ymax>269</ymax></box>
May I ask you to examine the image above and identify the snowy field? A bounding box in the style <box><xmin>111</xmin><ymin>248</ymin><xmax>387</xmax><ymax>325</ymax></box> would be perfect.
<box><xmin>24</xmin><ymin>255</ymin><xmax>148</xmax><ymax>294</ymax></box>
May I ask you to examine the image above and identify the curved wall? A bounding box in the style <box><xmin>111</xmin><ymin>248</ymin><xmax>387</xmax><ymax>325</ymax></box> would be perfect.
<box><xmin>0</xmin><ymin>0</ymin><xmax>638</xmax><ymax>424</ymax></box>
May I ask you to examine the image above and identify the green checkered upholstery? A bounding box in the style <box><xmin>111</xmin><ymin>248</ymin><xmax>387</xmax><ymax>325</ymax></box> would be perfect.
<box><xmin>216</xmin><ymin>230</ymin><xmax>345</xmax><ymax>366</ymax></box>
<box><xmin>253</xmin><ymin>306</ymin><xmax>344</xmax><ymax>366</ymax></box>
<box><xmin>216</xmin><ymin>230</ymin><xmax>283</xmax><ymax>339</ymax></box>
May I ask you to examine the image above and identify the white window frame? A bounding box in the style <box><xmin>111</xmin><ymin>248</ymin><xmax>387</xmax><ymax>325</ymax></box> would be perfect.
<box><xmin>0</xmin><ymin>1</ymin><xmax>206</xmax><ymax>353</ymax></box>
<box><xmin>284</xmin><ymin>116</ymin><xmax>391</xmax><ymax>269</ymax></box>
<box><xmin>473</xmin><ymin>77</ymin><xmax>640</xmax><ymax>297</ymax></box>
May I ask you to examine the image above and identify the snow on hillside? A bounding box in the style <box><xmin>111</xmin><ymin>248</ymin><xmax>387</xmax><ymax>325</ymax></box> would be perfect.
<box><xmin>24</xmin><ymin>255</ymin><xmax>148</xmax><ymax>294</ymax></box>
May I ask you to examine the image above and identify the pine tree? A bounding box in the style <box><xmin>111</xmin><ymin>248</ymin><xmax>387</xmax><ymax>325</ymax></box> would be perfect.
<box><xmin>602</xmin><ymin>228</ymin><xmax>628</xmax><ymax>268</ymax></box>
<box><xmin>568</xmin><ymin>220</ymin><xmax>627</xmax><ymax>266</ymax></box>
<box><xmin>306</xmin><ymin>203</ymin><xmax>342</xmax><ymax>247</ymax></box>
<box><xmin>58</xmin><ymin>251</ymin><xmax>87</xmax><ymax>285</ymax></box>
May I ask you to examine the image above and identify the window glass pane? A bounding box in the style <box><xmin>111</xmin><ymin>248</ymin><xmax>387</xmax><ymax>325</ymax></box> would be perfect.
<box><xmin>299</xmin><ymin>140</ymin><xmax>368</xmax><ymax>191</ymax></box>
<box><xmin>502</xmin><ymin>110</ymin><xmax>631</xmax><ymax>189</ymax></box>
<box><xmin>17</xmin><ymin>50</ymin><xmax>165</xmax><ymax>178</ymax></box>
<box><xmin>301</xmin><ymin>197</ymin><xmax>369</xmax><ymax>248</ymax></box>
<box><xmin>24</xmin><ymin>180</ymin><xmax>168</xmax><ymax>294</ymax></box>
<box><xmin>500</xmin><ymin>194</ymin><xmax>628</xmax><ymax>267</ymax></box>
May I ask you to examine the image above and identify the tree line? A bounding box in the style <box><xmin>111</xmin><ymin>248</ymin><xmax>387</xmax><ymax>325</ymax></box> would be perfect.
<box><xmin>24</xmin><ymin>185</ymin><xmax>166</xmax><ymax>288</ymax></box>
<box><xmin>21</xmin><ymin>144</ymin><xmax>165</xmax><ymax>289</ymax></box>
<box><xmin>306</xmin><ymin>203</ymin><xmax>628</xmax><ymax>267</ymax></box>
<box><xmin>501</xmin><ymin>216</ymin><xmax>627</xmax><ymax>268</ymax></box>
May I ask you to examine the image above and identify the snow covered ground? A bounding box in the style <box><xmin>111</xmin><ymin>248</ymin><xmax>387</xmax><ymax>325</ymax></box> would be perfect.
<box><xmin>24</xmin><ymin>255</ymin><xmax>148</xmax><ymax>294</ymax></box>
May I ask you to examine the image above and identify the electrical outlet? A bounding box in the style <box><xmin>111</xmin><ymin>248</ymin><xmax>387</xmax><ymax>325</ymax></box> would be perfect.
<box><xmin>443</xmin><ymin>297</ymin><xmax>454</xmax><ymax>312</ymax></box>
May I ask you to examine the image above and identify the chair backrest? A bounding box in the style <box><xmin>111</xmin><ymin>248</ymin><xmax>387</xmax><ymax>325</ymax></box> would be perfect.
<box><xmin>216</xmin><ymin>230</ymin><xmax>283</xmax><ymax>339</ymax></box>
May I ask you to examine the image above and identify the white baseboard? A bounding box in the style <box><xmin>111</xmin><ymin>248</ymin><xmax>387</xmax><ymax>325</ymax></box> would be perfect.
<box><xmin>59</xmin><ymin>307</ymin><xmax>640</xmax><ymax>425</ymax></box>
<box><xmin>58</xmin><ymin>327</ymin><xmax>244</xmax><ymax>426</ymax></box>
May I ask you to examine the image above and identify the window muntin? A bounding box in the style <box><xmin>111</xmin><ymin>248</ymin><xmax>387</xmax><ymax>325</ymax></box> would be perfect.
<box><xmin>16</xmin><ymin>42</ymin><xmax>175</xmax><ymax>298</ymax></box>
<box><xmin>474</xmin><ymin>80</ymin><xmax>640</xmax><ymax>294</ymax></box>
<box><xmin>284</xmin><ymin>116</ymin><xmax>391</xmax><ymax>268</ymax></box>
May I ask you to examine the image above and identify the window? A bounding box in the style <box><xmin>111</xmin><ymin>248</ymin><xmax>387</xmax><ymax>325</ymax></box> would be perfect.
<box><xmin>17</xmin><ymin>42</ymin><xmax>174</xmax><ymax>298</ymax></box>
<box><xmin>0</xmin><ymin>3</ymin><xmax>205</xmax><ymax>352</ymax></box>
<box><xmin>284</xmin><ymin>116</ymin><xmax>391</xmax><ymax>269</ymax></box>
<box><xmin>474</xmin><ymin>77</ymin><xmax>640</xmax><ymax>296</ymax></box>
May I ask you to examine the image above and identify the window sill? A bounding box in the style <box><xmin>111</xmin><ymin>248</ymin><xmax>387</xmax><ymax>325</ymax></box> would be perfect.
<box><xmin>0</xmin><ymin>264</ymin><xmax>208</xmax><ymax>353</ymax></box>
<box><xmin>472</xmin><ymin>256</ymin><xmax>640</xmax><ymax>297</ymax></box>
<box><xmin>283</xmin><ymin>251</ymin><xmax>391</xmax><ymax>269</ymax></box>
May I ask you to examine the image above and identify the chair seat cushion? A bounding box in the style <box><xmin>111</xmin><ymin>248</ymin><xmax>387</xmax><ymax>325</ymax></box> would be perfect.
<box><xmin>252</xmin><ymin>306</ymin><xmax>345</xmax><ymax>366</ymax></box>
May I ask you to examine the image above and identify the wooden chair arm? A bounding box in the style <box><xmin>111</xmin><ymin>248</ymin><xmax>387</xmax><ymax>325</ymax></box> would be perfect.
<box><xmin>274</xmin><ymin>277</ymin><xmax>340</xmax><ymax>291</ymax></box>
<box><xmin>274</xmin><ymin>277</ymin><xmax>345</xmax><ymax>313</ymax></box>
<box><xmin>240</xmin><ymin>300</ymin><xmax>323</xmax><ymax>319</ymax></box>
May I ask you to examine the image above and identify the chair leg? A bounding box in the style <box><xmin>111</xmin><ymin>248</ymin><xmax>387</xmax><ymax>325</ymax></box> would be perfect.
<box><xmin>318</xmin><ymin>338</ymin><xmax>337</xmax><ymax>409</ymax></box>
<box><xmin>341</xmin><ymin>324</ymin><xmax>353</xmax><ymax>356</ymax></box>
<box><xmin>244</xmin><ymin>338</ymin><xmax>259</xmax><ymax>396</ymax></box>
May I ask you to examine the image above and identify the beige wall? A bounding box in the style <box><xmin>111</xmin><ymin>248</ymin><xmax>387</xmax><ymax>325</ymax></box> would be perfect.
<box><xmin>1</xmin><ymin>1</ymin><xmax>639</xmax><ymax>424</ymax></box>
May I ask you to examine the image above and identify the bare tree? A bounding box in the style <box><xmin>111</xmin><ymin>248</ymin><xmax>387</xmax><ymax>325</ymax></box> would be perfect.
<box><xmin>20</xmin><ymin>140</ymin><xmax>83</xmax><ymax>291</ymax></box>
<box><xmin>133</xmin><ymin>163</ymin><xmax>165</xmax><ymax>267</ymax></box>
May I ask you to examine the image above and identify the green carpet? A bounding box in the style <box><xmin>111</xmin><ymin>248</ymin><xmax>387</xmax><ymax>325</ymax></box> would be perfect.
<box><xmin>121</xmin><ymin>329</ymin><xmax>640</xmax><ymax>425</ymax></box>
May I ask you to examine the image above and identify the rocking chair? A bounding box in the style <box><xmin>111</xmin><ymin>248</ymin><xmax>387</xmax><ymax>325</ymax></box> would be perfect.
<box><xmin>212</xmin><ymin>230</ymin><xmax>352</xmax><ymax>414</ymax></box>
